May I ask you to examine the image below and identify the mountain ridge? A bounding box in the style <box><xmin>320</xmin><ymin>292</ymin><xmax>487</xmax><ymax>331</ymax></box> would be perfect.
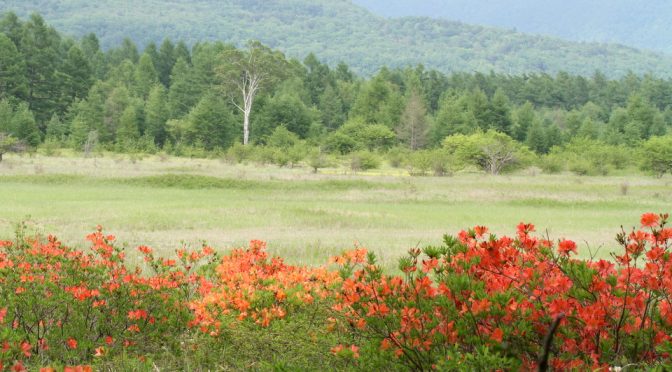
<box><xmin>352</xmin><ymin>0</ymin><xmax>672</xmax><ymax>54</ymax></box>
<box><xmin>2</xmin><ymin>0</ymin><xmax>671</xmax><ymax>77</ymax></box>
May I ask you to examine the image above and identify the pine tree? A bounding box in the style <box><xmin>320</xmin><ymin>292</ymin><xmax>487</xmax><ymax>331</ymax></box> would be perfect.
<box><xmin>489</xmin><ymin>89</ymin><xmax>513</xmax><ymax>135</ymax></box>
<box><xmin>12</xmin><ymin>103</ymin><xmax>41</xmax><ymax>146</ymax></box>
<box><xmin>0</xmin><ymin>33</ymin><xmax>28</xmax><ymax>101</ymax></box>
<box><xmin>117</xmin><ymin>105</ymin><xmax>140</xmax><ymax>145</ymax></box>
<box><xmin>168</xmin><ymin>58</ymin><xmax>200</xmax><ymax>119</ymax></box>
<box><xmin>318</xmin><ymin>85</ymin><xmax>345</xmax><ymax>131</ymax></box>
<box><xmin>513</xmin><ymin>102</ymin><xmax>536</xmax><ymax>142</ymax></box>
<box><xmin>145</xmin><ymin>84</ymin><xmax>168</xmax><ymax>146</ymax></box>
<box><xmin>56</xmin><ymin>45</ymin><xmax>93</xmax><ymax>111</ymax></box>
<box><xmin>134</xmin><ymin>53</ymin><xmax>159</xmax><ymax>99</ymax></box>
<box><xmin>0</xmin><ymin>12</ymin><xmax>24</xmax><ymax>47</ymax></box>
<box><xmin>525</xmin><ymin>121</ymin><xmax>548</xmax><ymax>154</ymax></box>
<box><xmin>21</xmin><ymin>14</ymin><xmax>61</xmax><ymax>127</ymax></box>
<box><xmin>174</xmin><ymin>41</ymin><xmax>191</xmax><ymax>64</ymax></box>
<box><xmin>45</xmin><ymin>113</ymin><xmax>68</xmax><ymax>141</ymax></box>
<box><xmin>103</xmin><ymin>86</ymin><xmax>131</xmax><ymax>143</ymax></box>
<box><xmin>185</xmin><ymin>94</ymin><xmax>237</xmax><ymax>150</ymax></box>
<box><xmin>157</xmin><ymin>39</ymin><xmax>176</xmax><ymax>88</ymax></box>
<box><xmin>0</xmin><ymin>99</ymin><xmax>14</xmax><ymax>134</ymax></box>
<box><xmin>80</xmin><ymin>33</ymin><xmax>106</xmax><ymax>79</ymax></box>
<box><xmin>397</xmin><ymin>90</ymin><xmax>428</xmax><ymax>150</ymax></box>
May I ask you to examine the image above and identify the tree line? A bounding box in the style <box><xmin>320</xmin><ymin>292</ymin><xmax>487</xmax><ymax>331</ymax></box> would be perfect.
<box><xmin>1</xmin><ymin>13</ymin><xmax>671</xmax><ymax>175</ymax></box>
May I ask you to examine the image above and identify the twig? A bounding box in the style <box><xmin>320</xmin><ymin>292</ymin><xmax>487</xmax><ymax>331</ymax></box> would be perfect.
<box><xmin>537</xmin><ymin>313</ymin><xmax>565</xmax><ymax>372</ymax></box>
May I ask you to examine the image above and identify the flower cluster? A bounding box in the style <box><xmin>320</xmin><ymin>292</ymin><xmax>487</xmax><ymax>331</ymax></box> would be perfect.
<box><xmin>330</xmin><ymin>213</ymin><xmax>672</xmax><ymax>370</ymax></box>
<box><xmin>0</xmin><ymin>226</ymin><xmax>215</xmax><ymax>369</ymax></box>
<box><xmin>189</xmin><ymin>240</ymin><xmax>340</xmax><ymax>332</ymax></box>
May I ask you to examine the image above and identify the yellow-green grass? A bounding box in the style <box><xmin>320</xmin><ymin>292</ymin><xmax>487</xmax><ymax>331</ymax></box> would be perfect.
<box><xmin>0</xmin><ymin>153</ymin><xmax>670</xmax><ymax>270</ymax></box>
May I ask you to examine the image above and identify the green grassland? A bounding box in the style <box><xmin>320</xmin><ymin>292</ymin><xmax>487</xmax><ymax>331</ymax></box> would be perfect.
<box><xmin>0</xmin><ymin>153</ymin><xmax>670</xmax><ymax>270</ymax></box>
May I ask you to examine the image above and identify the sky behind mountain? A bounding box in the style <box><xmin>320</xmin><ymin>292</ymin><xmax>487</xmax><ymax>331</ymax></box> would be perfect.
<box><xmin>352</xmin><ymin>0</ymin><xmax>672</xmax><ymax>54</ymax></box>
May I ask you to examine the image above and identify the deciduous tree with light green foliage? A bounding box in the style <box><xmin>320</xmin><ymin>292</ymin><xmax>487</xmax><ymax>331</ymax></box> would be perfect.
<box><xmin>641</xmin><ymin>135</ymin><xmax>672</xmax><ymax>178</ymax></box>
<box><xmin>216</xmin><ymin>41</ymin><xmax>288</xmax><ymax>145</ymax></box>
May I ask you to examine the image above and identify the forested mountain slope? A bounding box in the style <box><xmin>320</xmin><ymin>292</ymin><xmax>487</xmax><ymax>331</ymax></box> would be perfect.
<box><xmin>2</xmin><ymin>0</ymin><xmax>671</xmax><ymax>77</ymax></box>
<box><xmin>353</xmin><ymin>0</ymin><xmax>672</xmax><ymax>54</ymax></box>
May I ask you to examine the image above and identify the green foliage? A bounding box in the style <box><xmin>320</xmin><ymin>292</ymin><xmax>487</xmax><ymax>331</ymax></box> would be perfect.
<box><xmin>183</xmin><ymin>94</ymin><xmax>238</xmax><ymax>150</ymax></box>
<box><xmin>5</xmin><ymin>1</ymin><xmax>672</xmax><ymax>77</ymax></box>
<box><xmin>547</xmin><ymin>138</ymin><xmax>634</xmax><ymax>176</ymax></box>
<box><xmin>350</xmin><ymin>150</ymin><xmax>381</xmax><ymax>171</ymax></box>
<box><xmin>640</xmin><ymin>135</ymin><xmax>672</xmax><ymax>177</ymax></box>
<box><xmin>442</xmin><ymin>131</ymin><xmax>531</xmax><ymax>174</ymax></box>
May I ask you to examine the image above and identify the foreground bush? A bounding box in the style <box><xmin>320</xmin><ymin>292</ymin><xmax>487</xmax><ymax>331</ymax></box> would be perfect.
<box><xmin>330</xmin><ymin>213</ymin><xmax>672</xmax><ymax>370</ymax></box>
<box><xmin>1</xmin><ymin>214</ymin><xmax>672</xmax><ymax>370</ymax></box>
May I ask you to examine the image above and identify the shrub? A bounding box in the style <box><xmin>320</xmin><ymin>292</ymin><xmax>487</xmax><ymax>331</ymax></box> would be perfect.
<box><xmin>406</xmin><ymin>150</ymin><xmax>432</xmax><ymax>176</ymax></box>
<box><xmin>2</xmin><ymin>213</ymin><xmax>672</xmax><ymax>370</ymax></box>
<box><xmin>350</xmin><ymin>151</ymin><xmax>381</xmax><ymax>172</ymax></box>
<box><xmin>640</xmin><ymin>135</ymin><xmax>672</xmax><ymax>177</ymax></box>
<box><xmin>442</xmin><ymin>131</ymin><xmax>531</xmax><ymax>174</ymax></box>
<box><xmin>0</xmin><ymin>224</ymin><xmax>216</xmax><ymax>369</ymax></box>
<box><xmin>308</xmin><ymin>148</ymin><xmax>331</xmax><ymax>173</ymax></box>
<box><xmin>225</xmin><ymin>142</ymin><xmax>253</xmax><ymax>164</ymax></box>
<box><xmin>330</xmin><ymin>213</ymin><xmax>672</xmax><ymax>371</ymax></box>
<box><xmin>385</xmin><ymin>146</ymin><xmax>410</xmax><ymax>168</ymax></box>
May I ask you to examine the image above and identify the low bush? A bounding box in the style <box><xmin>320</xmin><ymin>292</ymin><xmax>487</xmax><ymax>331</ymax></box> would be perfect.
<box><xmin>2</xmin><ymin>213</ymin><xmax>672</xmax><ymax>370</ymax></box>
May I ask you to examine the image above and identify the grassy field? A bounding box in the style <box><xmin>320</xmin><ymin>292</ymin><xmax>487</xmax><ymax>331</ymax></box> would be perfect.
<box><xmin>0</xmin><ymin>152</ymin><xmax>670</xmax><ymax>270</ymax></box>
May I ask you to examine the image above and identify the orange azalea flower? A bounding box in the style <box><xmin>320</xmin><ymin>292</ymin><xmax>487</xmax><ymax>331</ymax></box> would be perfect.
<box><xmin>558</xmin><ymin>239</ymin><xmax>577</xmax><ymax>256</ymax></box>
<box><xmin>20</xmin><ymin>341</ymin><xmax>31</xmax><ymax>357</ymax></box>
<box><xmin>641</xmin><ymin>213</ymin><xmax>660</xmax><ymax>228</ymax></box>
<box><xmin>66</xmin><ymin>338</ymin><xmax>78</xmax><ymax>349</ymax></box>
<box><xmin>491</xmin><ymin>328</ymin><xmax>504</xmax><ymax>343</ymax></box>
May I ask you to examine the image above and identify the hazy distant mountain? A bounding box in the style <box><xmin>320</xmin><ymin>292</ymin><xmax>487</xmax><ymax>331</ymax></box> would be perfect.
<box><xmin>2</xmin><ymin>0</ymin><xmax>672</xmax><ymax>77</ymax></box>
<box><xmin>353</xmin><ymin>0</ymin><xmax>672</xmax><ymax>54</ymax></box>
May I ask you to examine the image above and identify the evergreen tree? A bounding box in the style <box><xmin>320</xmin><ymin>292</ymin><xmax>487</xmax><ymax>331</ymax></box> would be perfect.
<box><xmin>351</xmin><ymin>74</ymin><xmax>403</xmax><ymax>128</ymax></box>
<box><xmin>107</xmin><ymin>38</ymin><xmax>140</xmax><ymax>65</ymax></box>
<box><xmin>0</xmin><ymin>12</ymin><xmax>24</xmax><ymax>47</ymax></box>
<box><xmin>72</xmin><ymin>82</ymin><xmax>106</xmax><ymax>142</ymax></box>
<box><xmin>144</xmin><ymin>42</ymin><xmax>160</xmax><ymax>71</ymax></box>
<box><xmin>185</xmin><ymin>94</ymin><xmax>237</xmax><ymax>150</ymax></box>
<box><xmin>256</xmin><ymin>93</ymin><xmax>314</xmax><ymax>139</ymax></box>
<box><xmin>0</xmin><ymin>33</ymin><xmax>28</xmax><ymax>101</ymax></box>
<box><xmin>68</xmin><ymin>113</ymin><xmax>90</xmax><ymax>147</ymax></box>
<box><xmin>12</xmin><ymin>102</ymin><xmax>40</xmax><ymax>146</ymax></box>
<box><xmin>318</xmin><ymin>85</ymin><xmax>346</xmax><ymax>131</ymax></box>
<box><xmin>174</xmin><ymin>41</ymin><xmax>191</xmax><ymax>64</ymax></box>
<box><xmin>525</xmin><ymin>121</ymin><xmax>548</xmax><ymax>154</ymax></box>
<box><xmin>167</xmin><ymin>58</ymin><xmax>200</xmax><ymax>119</ymax></box>
<box><xmin>117</xmin><ymin>105</ymin><xmax>140</xmax><ymax>145</ymax></box>
<box><xmin>0</xmin><ymin>99</ymin><xmax>14</xmax><ymax>134</ymax></box>
<box><xmin>21</xmin><ymin>13</ymin><xmax>61</xmax><ymax>127</ymax></box>
<box><xmin>157</xmin><ymin>39</ymin><xmax>176</xmax><ymax>87</ymax></box>
<box><xmin>45</xmin><ymin>113</ymin><xmax>68</xmax><ymax>141</ymax></box>
<box><xmin>303</xmin><ymin>53</ymin><xmax>333</xmax><ymax>106</ymax></box>
<box><xmin>466</xmin><ymin>88</ymin><xmax>490</xmax><ymax>130</ymax></box>
<box><xmin>145</xmin><ymin>84</ymin><xmax>168</xmax><ymax>146</ymax></box>
<box><xmin>134</xmin><ymin>53</ymin><xmax>159</xmax><ymax>99</ymax></box>
<box><xmin>396</xmin><ymin>90</ymin><xmax>428</xmax><ymax>150</ymax></box>
<box><xmin>513</xmin><ymin>102</ymin><xmax>536</xmax><ymax>142</ymax></box>
<box><xmin>431</xmin><ymin>94</ymin><xmax>477</xmax><ymax>144</ymax></box>
<box><xmin>56</xmin><ymin>45</ymin><xmax>93</xmax><ymax>111</ymax></box>
<box><xmin>576</xmin><ymin>118</ymin><xmax>600</xmax><ymax>139</ymax></box>
<box><xmin>80</xmin><ymin>33</ymin><xmax>106</xmax><ymax>79</ymax></box>
<box><xmin>103</xmin><ymin>86</ymin><xmax>131</xmax><ymax>143</ymax></box>
<box><xmin>489</xmin><ymin>89</ymin><xmax>513</xmax><ymax>134</ymax></box>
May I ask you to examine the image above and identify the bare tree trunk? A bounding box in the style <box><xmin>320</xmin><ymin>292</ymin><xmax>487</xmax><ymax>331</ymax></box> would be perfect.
<box><xmin>243</xmin><ymin>110</ymin><xmax>250</xmax><ymax>145</ymax></box>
